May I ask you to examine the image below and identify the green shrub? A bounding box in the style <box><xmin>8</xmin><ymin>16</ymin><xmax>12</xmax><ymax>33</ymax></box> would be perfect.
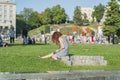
<box><xmin>114</xmin><ymin>36</ymin><xmax>119</xmax><ymax>44</ymax></box>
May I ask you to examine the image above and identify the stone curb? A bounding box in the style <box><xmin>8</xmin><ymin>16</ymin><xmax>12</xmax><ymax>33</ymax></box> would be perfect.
<box><xmin>0</xmin><ymin>70</ymin><xmax>120</xmax><ymax>80</ymax></box>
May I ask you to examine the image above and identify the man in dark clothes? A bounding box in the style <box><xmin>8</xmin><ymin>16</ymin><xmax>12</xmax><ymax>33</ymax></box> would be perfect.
<box><xmin>22</xmin><ymin>28</ymin><xmax>28</xmax><ymax>44</ymax></box>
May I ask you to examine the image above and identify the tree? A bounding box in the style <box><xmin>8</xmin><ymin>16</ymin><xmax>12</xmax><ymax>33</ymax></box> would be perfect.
<box><xmin>20</xmin><ymin>8</ymin><xmax>34</xmax><ymax>23</ymax></box>
<box><xmin>104</xmin><ymin>0</ymin><xmax>120</xmax><ymax>26</ymax></box>
<box><xmin>60</xmin><ymin>8</ymin><xmax>67</xmax><ymax>23</ymax></box>
<box><xmin>91</xmin><ymin>11</ymin><xmax>96</xmax><ymax>23</ymax></box>
<box><xmin>73</xmin><ymin>6</ymin><xmax>82</xmax><ymax>25</ymax></box>
<box><xmin>19</xmin><ymin>8</ymin><xmax>34</xmax><ymax>31</ymax></box>
<box><xmin>41</xmin><ymin>8</ymin><xmax>52</xmax><ymax>25</ymax></box>
<box><xmin>103</xmin><ymin>0</ymin><xmax>120</xmax><ymax>35</ymax></box>
<box><xmin>103</xmin><ymin>0</ymin><xmax>120</xmax><ymax>44</ymax></box>
<box><xmin>28</xmin><ymin>11</ymin><xmax>41</xmax><ymax>29</ymax></box>
<box><xmin>16</xmin><ymin>14</ymin><xmax>26</xmax><ymax>36</ymax></box>
<box><xmin>92</xmin><ymin>3</ymin><xmax>105</xmax><ymax>22</ymax></box>
<box><xmin>52</xmin><ymin>5</ymin><xmax>67</xmax><ymax>24</ymax></box>
<box><xmin>82</xmin><ymin>13</ymin><xmax>89</xmax><ymax>24</ymax></box>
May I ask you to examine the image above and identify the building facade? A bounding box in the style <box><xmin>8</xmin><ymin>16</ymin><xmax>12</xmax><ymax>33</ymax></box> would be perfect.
<box><xmin>0</xmin><ymin>0</ymin><xmax>16</xmax><ymax>39</ymax></box>
<box><xmin>81</xmin><ymin>7</ymin><xmax>94</xmax><ymax>22</ymax></box>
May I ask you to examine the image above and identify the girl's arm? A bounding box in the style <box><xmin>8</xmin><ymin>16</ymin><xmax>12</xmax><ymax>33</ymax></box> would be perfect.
<box><xmin>54</xmin><ymin>37</ymin><xmax>64</xmax><ymax>53</ymax></box>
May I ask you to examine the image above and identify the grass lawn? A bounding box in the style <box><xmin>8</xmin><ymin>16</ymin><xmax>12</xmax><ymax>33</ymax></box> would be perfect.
<box><xmin>0</xmin><ymin>43</ymin><xmax>120</xmax><ymax>72</ymax></box>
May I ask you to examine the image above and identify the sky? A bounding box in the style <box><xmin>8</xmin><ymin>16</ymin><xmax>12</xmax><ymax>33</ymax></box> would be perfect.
<box><xmin>16</xmin><ymin>0</ymin><xmax>110</xmax><ymax>20</ymax></box>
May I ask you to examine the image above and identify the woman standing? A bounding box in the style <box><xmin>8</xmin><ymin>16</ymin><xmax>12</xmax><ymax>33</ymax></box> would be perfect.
<box><xmin>41</xmin><ymin>32</ymin><xmax>69</xmax><ymax>60</ymax></box>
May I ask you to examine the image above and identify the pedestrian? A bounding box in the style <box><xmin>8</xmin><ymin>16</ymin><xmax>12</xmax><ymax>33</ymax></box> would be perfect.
<box><xmin>22</xmin><ymin>28</ymin><xmax>28</xmax><ymax>44</ymax></box>
<box><xmin>10</xmin><ymin>29</ymin><xmax>15</xmax><ymax>44</ymax></box>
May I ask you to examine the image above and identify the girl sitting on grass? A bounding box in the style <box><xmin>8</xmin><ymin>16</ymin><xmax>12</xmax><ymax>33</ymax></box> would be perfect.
<box><xmin>40</xmin><ymin>31</ymin><xmax>69</xmax><ymax>60</ymax></box>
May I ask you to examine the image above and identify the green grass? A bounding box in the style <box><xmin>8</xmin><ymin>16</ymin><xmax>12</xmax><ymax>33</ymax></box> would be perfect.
<box><xmin>0</xmin><ymin>43</ymin><xmax>120</xmax><ymax>72</ymax></box>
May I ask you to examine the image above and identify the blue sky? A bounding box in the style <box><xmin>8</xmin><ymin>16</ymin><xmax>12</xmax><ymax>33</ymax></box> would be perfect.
<box><xmin>16</xmin><ymin>0</ymin><xmax>110</xmax><ymax>20</ymax></box>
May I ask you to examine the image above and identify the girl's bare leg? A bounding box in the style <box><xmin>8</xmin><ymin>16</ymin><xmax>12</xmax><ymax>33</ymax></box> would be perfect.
<box><xmin>51</xmin><ymin>55</ymin><xmax>58</xmax><ymax>60</ymax></box>
<box><xmin>41</xmin><ymin>53</ymin><xmax>54</xmax><ymax>59</ymax></box>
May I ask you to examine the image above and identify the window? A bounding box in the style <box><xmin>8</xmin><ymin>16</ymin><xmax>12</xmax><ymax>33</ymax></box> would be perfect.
<box><xmin>9</xmin><ymin>15</ymin><xmax>12</xmax><ymax>18</ymax></box>
<box><xmin>4</xmin><ymin>5</ymin><xmax>7</xmax><ymax>9</ymax></box>
<box><xmin>10</xmin><ymin>20</ymin><xmax>12</xmax><ymax>24</ymax></box>
<box><xmin>4</xmin><ymin>15</ymin><xmax>7</xmax><ymax>18</ymax></box>
<box><xmin>4</xmin><ymin>10</ymin><xmax>7</xmax><ymax>15</ymax></box>
<box><xmin>4</xmin><ymin>20</ymin><xmax>7</xmax><ymax>23</ymax></box>
<box><xmin>9</xmin><ymin>5</ymin><xmax>13</xmax><ymax>9</ymax></box>
<box><xmin>10</xmin><ymin>10</ymin><xmax>13</xmax><ymax>14</ymax></box>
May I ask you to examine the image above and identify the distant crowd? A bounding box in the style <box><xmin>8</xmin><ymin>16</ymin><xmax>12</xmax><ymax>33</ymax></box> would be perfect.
<box><xmin>0</xmin><ymin>27</ymin><xmax>117</xmax><ymax>48</ymax></box>
<box><xmin>66</xmin><ymin>34</ymin><xmax>112</xmax><ymax>44</ymax></box>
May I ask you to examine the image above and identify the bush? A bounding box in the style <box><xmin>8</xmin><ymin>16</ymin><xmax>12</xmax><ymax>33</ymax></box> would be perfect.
<box><xmin>114</xmin><ymin>36</ymin><xmax>119</xmax><ymax>44</ymax></box>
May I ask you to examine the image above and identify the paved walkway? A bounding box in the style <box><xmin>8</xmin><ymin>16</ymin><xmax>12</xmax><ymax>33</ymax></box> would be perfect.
<box><xmin>0</xmin><ymin>70</ymin><xmax>120</xmax><ymax>80</ymax></box>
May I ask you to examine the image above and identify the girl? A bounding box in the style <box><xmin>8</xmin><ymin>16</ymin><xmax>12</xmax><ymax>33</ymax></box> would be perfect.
<box><xmin>41</xmin><ymin>32</ymin><xmax>69</xmax><ymax>60</ymax></box>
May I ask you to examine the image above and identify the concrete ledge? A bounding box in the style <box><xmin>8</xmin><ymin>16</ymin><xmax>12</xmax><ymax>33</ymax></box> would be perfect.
<box><xmin>61</xmin><ymin>56</ymin><xmax>107</xmax><ymax>66</ymax></box>
<box><xmin>0</xmin><ymin>70</ymin><xmax>120</xmax><ymax>80</ymax></box>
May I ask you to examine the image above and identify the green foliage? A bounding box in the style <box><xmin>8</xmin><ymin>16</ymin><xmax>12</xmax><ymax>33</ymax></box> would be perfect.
<box><xmin>116</xmin><ymin>22</ymin><xmax>120</xmax><ymax>37</ymax></box>
<box><xmin>28</xmin><ymin>25</ymin><xmax>45</xmax><ymax>36</ymax></box>
<box><xmin>73</xmin><ymin>6</ymin><xmax>83</xmax><ymax>25</ymax></box>
<box><xmin>16</xmin><ymin>8</ymin><xmax>36</xmax><ymax>36</ymax></box>
<box><xmin>92</xmin><ymin>3</ymin><xmax>105</xmax><ymax>22</ymax></box>
<box><xmin>40</xmin><ymin>5</ymin><xmax>67</xmax><ymax>25</ymax></box>
<box><xmin>114</xmin><ymin>36</ymin><xmax>120</xmax><ymax>44</ymax></box>
<box><xmin>104</xmin><ymin>0</ymin><xmax>120</xmax><ymax>26</ymax></box>
<box><xmin>16</xmin><ymin>14</ymin><xmax>27</xmax><ymax>36</ymax></box>
<box><xmin>82</xmin><ymin>13</ymin><xmax>89</xmax><ymax>23</ymax></box>
<box><xmin>52</xmin><ymin>5</ymin><xmax>67</xmax><ymax>24</ymax></box>
<box><xmin>116</xmin><ymin>28</ymin><xmax>120</xmax><ymax>37</ymax></box>
<box><xmin>41</xmin><ymin>8</ymin><xmax>52</xmax><ymax>24</ymax></box>
<box><xmin>103</xmin><ymin>0</ymin><xmax>120</xmax><ymax>37</ymax></box>
<box><xmin>45</xmin><ymin>25</ymin><xmax>50</xmax><ymax>33</ymax></box>
<box><xmin>103</xmin><ymin>26</ymin><xmax>117</xmax><ymax>36</ymax></box>
<box><xmin>20</xmin><ymin>8</ymin><xmax>34</xmax><ymax>23</ymax></box>
<box><xmin>27</xmin><ymin>12</ymin><xmax>41</xmax><ymax>29</ymax></box>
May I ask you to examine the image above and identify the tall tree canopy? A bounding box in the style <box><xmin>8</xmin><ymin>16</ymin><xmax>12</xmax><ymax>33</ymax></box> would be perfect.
<box><xmin>82</xmin><ymin>13</ymin><xmax>89</xmax><ymax>24</ymax></box>
<box><xmin>16</xmin><ymin>14</ymin><xmax>26</xmax><ymax>36</ymax></box>
<box><xmin>20</xmin><ymin>8</ymin><xmax>34</xmax><ymax>23</ymax></box>
<box><xmin>92</xmin><ymin>3</ymin><xmax>105</xmax><ymax>22</ymax></box>
<box><xmin>73</xmin><ymin>6</ymin><xmax>82</xmax><ymax>25</ymax></box>
<box><xmin>16</xmin><ymin>5</ymin><xmax>67</xmax><ymax>36</ymax></box>
<box><xmin>52</xmin><ymin>5</ymin><xmax>67</xmax><ymax>24</ymax></box>
<box><xmin>28</xmin><ymin>11</ymin><xmax>41</xmax><ymax>29</ymax></box>
<box><xmin>103</xmin><ymin>0</ymin><xmax>120</xmax><ymax>35</ymax></box>
<box><xmin>104</xmin><ymin>0</ymin><xmax>120</xmax><ymax>26</ymax></box>
<box><xmin>41</xmin><ymin>8</ymin><xmax>52</xmax><ymax>25</ymax></box>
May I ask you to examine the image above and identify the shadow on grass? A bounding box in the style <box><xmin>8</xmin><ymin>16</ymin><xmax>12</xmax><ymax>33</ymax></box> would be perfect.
<box><xmin>69</xmin><ymin>54</ymin><xmax>74</xmax><ymax>57</ymax></box>
<box><xmin>9</xmin><ymin>43</ymin><xmax>50</xmax><ymax>47</ymax></box>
